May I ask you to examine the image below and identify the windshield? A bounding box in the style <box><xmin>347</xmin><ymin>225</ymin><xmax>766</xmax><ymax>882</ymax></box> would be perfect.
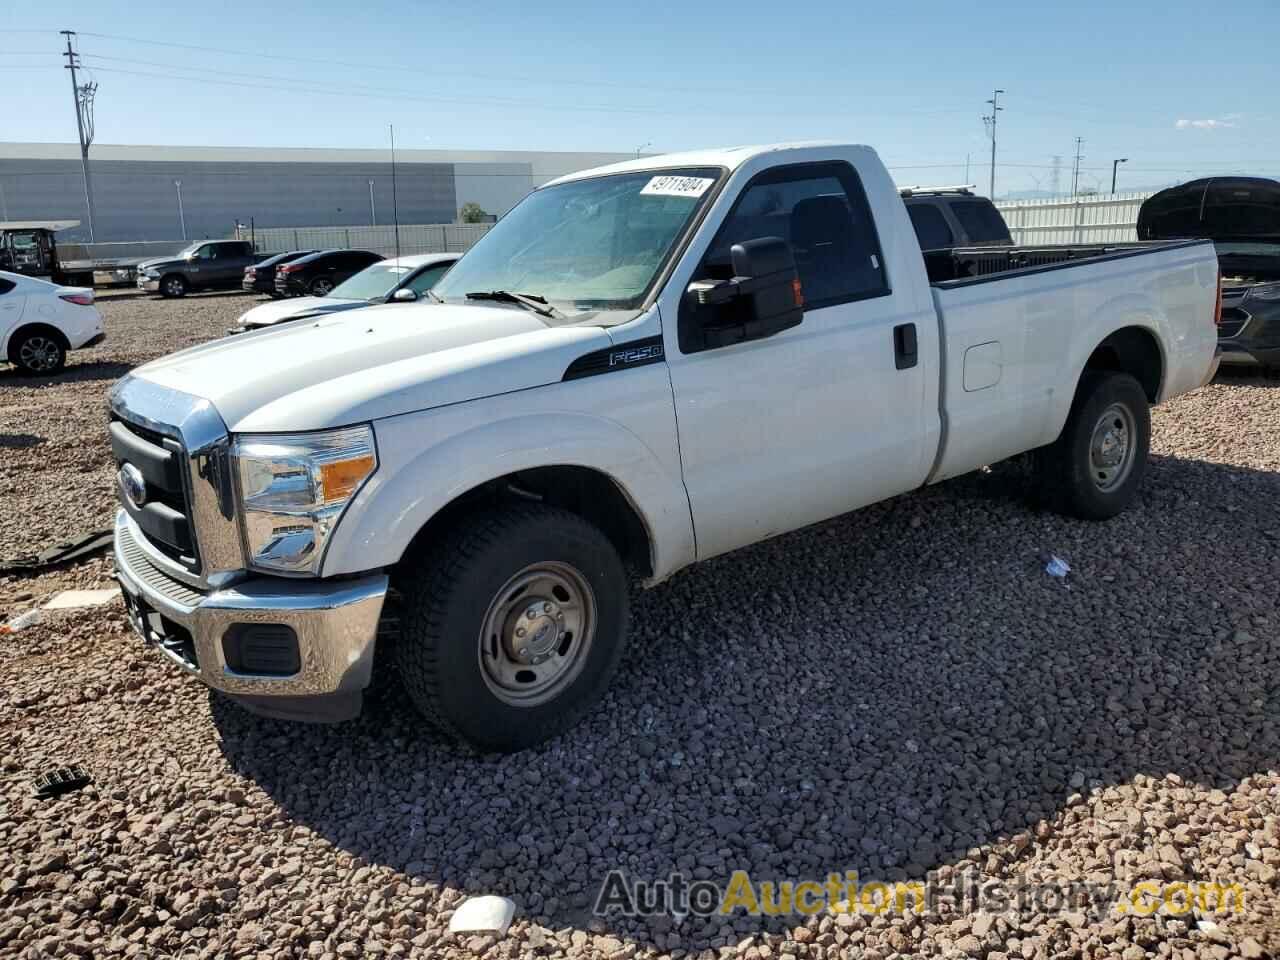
<box><xmin>329</xmin><ymin>263</ymin><xmax>414</xmax><ymax>300</ymax></box>
<box><xmin>10</xmin><ymin>233</ymin><xmax>37</xmax><ymax>250</ymax></box>
<box><xmin>432</xmin><ymin>166</ymin><xmax>723</xmax><ymax>319</ymax></box>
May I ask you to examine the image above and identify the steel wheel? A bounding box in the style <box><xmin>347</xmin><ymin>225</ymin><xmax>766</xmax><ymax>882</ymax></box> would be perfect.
<box><xmin>1088</xmin><ymin>401</ymin><xmax>1137</xmax><ymax>492</ymax></box>
<box><xmin>17</xmin><ymin>335</ymin><xmax>64</xmax><ymax>373</ymax></box>
<box><xmin>162</xmin><ymin>276</ymin><xmax>186</xmax><ymax>297</ymax></box>
<box><xmin>477</xmin><ymin>561</ymin><xmax>596</xmax><ymax>708</ymax></box>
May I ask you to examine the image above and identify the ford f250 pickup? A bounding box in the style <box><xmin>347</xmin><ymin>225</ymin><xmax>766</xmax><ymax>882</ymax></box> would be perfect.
<box><xmin>109</xmin><ymin>143</ymin><xmax>1221</xmax><ymax>751</ymax></box>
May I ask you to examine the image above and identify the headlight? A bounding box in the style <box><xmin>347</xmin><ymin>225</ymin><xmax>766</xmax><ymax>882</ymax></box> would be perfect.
<box><xmin>1244</xmin><ymin>282</ymin><xmax>1280</xmax><ymax>302</ymax></box>
<box><xmin>232</xmin><ymin>425</ymin><xmax>377</xmax><ymax>574</ymax></box>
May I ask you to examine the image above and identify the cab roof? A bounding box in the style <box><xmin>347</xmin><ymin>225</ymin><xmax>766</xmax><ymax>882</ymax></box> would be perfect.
<box><xmin>543</xmin><ymin>142</ymin><xmax>867</xmax><ymax>188</ymax></box>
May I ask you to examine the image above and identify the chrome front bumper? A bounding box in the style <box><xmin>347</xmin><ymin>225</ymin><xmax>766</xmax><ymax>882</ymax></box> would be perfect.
<box><xmin>113</xmin><ymin>511</ymin><xmax>387</xmax><ymax>721</ymax></box>
<box><xmin>137</xmin><ymin>278</ymin><xmax>160</xmax><ymax>291</ymax></box>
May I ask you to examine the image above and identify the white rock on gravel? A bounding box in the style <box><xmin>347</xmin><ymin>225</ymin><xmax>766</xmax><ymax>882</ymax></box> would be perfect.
<box><xmin>447</xmin><ymin>895</ymin><xmax>515</xmax><ymax>936</ymax></box>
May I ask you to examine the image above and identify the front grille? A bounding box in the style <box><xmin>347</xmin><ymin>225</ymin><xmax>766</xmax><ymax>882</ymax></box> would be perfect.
<box><xmin>117</xmin><ymin>521</ymin><xmax>206</xmax><ymax>607</ymax></box>
<box><xmin>1219</xmin><ymin>307</ymin><xmax>1250</xmax><ymax>339</ymax></box>
<box><xmin>110</xmin><ymin>416</ymin><xmax>201</xmax><ymax>572</ymax></box>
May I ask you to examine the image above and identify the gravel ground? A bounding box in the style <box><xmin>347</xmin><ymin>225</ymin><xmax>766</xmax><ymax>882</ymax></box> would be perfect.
<box><xmin>1</xmin><ymin>294</ymin><xmax>1277</xmax><ymax>959</ymax></box>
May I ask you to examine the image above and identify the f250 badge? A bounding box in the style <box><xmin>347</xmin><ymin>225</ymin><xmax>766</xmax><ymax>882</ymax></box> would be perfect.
<box><xmin>609</xmin><ymin>343</ymin><xmax>663</xmax><ymax>367</ymax></box>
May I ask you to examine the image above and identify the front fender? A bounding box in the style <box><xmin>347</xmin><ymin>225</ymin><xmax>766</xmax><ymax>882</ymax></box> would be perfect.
<box><xmin>320</xmin><ymin>379</ymin><xmax>695</xmax><ymax>583</ymax></box>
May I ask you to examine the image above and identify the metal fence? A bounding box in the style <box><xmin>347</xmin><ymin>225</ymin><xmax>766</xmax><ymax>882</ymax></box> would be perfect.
<box><xmin>247</xmin><ymin>223</ymin><xmax>494</xmax><ymax>258</ymax></box>
<box><xmin>994</xmin><ymin>191</ymin><xmax>1155</xmax><ymax>245</ymax></box>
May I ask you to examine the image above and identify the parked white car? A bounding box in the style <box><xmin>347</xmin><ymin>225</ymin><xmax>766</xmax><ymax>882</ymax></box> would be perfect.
<box><xmin>231</xmin><ymin>253</ymin><xmax>458</xmax><ymax>333</ymax></box>
<box><xmin>109</xmin><ymin>142</ymin><xmax>1219</xmax><ymax>751</ymax></box>
<box><xmin>1</xmin><ymin>270</ymin><xmax>105</xmax><ymax>375</ymax></box>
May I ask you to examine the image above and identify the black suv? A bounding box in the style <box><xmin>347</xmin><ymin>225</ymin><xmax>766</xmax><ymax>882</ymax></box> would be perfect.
<box><xmin>275</xmin><ymin>249</ymin><xmax>383</xmax><ymax>297</ymax></box>
<box><xmin>900</xmin><ymin>186</ymin><xmax>1013</xmax><ymax>252</ymax></box>
<box><xmin>1140</xmin><ymin>177</ymin><xmax>1280</xmax><ymax>371</ymax></box>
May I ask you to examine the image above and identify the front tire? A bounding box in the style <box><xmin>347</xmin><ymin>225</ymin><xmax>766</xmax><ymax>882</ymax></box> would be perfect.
<box><xmin>310</xmin><ymin>277</ymin><xmax>334</xmax><ymax>296</ymax></box>
<box><xmin>1035</xmin><ymin>370</ymin><xmax>1150</xmax><ymax>520</ymax></box>
<box><xmin>396</xmin><ymin>504</ymin><xmax>629</xmax><ymax>752</ymax></box>
<box><xmin>160</xmin><ymin>275</ymin><xmax>187</xmax><ymax>298</ymax></box>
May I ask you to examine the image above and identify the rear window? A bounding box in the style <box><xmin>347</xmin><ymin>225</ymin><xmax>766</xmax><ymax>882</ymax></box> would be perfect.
<box><xmin>950</xmin><ymin>200</ymin><xmax>1011</xmax><ymax>245</ymax></box>
<box><xmin>906</xmin><ymin>203</ymin><xmax>955</xmax><ymax>251</ymax></box>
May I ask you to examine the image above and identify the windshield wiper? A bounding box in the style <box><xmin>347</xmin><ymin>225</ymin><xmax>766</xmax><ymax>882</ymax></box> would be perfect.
<box><xmin>465</xmin><ymin>290</ymin><xmax>561</xmax><ymax>319</ymax></box>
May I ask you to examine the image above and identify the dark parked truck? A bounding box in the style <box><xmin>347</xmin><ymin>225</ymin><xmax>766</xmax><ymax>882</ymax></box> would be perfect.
<box><xmin>1139</xmin><ymin>176</ymin><xmax>1280</xmax><ymax>371</ymax></box>
<box><xmin>109</xmin><ymin>142</ymin><xmax>1220</xmax><ymax>752</ymax></box>
<box><xmin>137</xmin><ymin>240</ymin><xmax>266</xmax><ymax>298</ymax></box>
<box><xmin>0</xmin><ymin>220</ymin><xmax>95</xmax><ymax>286</ymax></box>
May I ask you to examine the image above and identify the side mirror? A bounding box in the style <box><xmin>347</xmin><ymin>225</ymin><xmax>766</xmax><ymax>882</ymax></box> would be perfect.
<box><xmin>685</xmin><ymin>237</ymin><xmax>804</xmax><ymax>348</ymax></box>
<box><xmin>391</xmin><ymin>288</ymin><xmax>418</xmax><ymax>302</ymax></box>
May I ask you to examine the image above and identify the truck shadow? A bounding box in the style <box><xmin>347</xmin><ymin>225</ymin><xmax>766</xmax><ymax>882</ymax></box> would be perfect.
<box><xmin>211</xmin><ymin>452</ymin><xmax>1278</xmax><ymax>951</ymax></box>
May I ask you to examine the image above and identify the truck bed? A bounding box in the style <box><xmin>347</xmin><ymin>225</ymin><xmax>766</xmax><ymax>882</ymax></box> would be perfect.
<box><xmin>923</xmin><ymin>239</ymin><xmax>1209</xmax><ymax>285</ymax></box>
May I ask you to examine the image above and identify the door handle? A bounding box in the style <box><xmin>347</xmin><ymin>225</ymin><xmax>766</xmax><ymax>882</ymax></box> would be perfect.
<box><xmin>893</xmin><ymin>323</ymin><xmax>918</xmax><ymax>370</ymax></box>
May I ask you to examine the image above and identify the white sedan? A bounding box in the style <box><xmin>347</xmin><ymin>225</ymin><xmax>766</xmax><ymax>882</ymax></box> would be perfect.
<box><xmin>0</xmin><ymin>270</ymin><xmax>105</xmax><ymax>375</ymax></box>
<box><xmin>232</xmin><ymin>252</ymin><xmax>458</xmax><ymax>333</ymax></box>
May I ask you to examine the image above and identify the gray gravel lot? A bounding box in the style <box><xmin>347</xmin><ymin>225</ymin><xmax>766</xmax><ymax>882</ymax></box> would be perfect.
<box><xmin>0</xmin><ymin>292</ymin><xmax>1277</xmax><ymax>959</ymax></box>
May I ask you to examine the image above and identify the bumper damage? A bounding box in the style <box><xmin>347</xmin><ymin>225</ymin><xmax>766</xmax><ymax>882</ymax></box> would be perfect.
<box><xmin>113</xmin><ymin>511</ymin><xmax>387</xmax><ymax>722</ymax></box>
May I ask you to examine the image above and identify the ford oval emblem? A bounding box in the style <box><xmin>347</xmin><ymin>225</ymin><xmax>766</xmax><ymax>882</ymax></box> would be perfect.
<box><xmin>120</xmin><ymin>463</ymin><xmax>147</xmax><ymax>509</ymax></box>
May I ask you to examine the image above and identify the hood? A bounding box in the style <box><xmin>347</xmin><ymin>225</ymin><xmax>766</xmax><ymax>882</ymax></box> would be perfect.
<box><xmin>237</xmin><ymin>295</ymin><xmax>365</xmax><ymax>329</ymax></box>
<box><xmin>137</xmin><ymin>256</ymin><xmax>187</xmax><ymax>272</ymax></box>
<box><xmin>131</xmin><ymin>301</ymin><xmax>613</xmax><ymax>432</ymax></box>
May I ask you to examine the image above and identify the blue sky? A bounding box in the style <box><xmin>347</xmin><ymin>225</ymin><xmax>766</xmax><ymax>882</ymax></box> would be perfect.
<box><xmin>3</xmin><ymin>0</ymin><xmax>1277</xmax><ymax>196</ymax></box>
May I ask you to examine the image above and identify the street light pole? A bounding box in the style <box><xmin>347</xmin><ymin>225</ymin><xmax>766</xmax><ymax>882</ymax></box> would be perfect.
<box><xmin>635</xmin><ymin>141</ymin><xmax>652</xmax><ymax>159</ymax></box>
<box><xmin>174</xmin><ymin>180</ymin><xmax>186</xmax><ymax>240</ymax></box>
<box><xmin>1111</xmin><ymin>158</ymin><xmax>1128</xmax><ymax>194</ymax></box>
<box><xmin>368</xmin><ymin>179</ymin><xmax>376</xmax><ymax>226</ymax></box>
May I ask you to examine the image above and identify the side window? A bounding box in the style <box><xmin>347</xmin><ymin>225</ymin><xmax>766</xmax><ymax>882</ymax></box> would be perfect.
<box><xmin>195</xmin><ymin>245</ymin><xmax>217</xmax><ymax>261</ymax></box>
<box><xmin>906</xmin><ymin>203</ymin><xmax>955</xmax><ymax>251</ymax></box>
<box><xmin>0</xmin><ymin>278</ymin><xmax>15</xmax><ymax>295</ymax></box>
<box><xmin>949</xmin><ymin>201</ymin><xmax>1011</xmax><ymax>244</ymax></box>
<box><xmin>406</xmin><ymin>263</ymin><xmax>452</xmax><ymax>294</ymax></box>
<box><xmin>694</xmin><ymin>162</ymin><xmax>888</xmax><ymax>311</ymax></box>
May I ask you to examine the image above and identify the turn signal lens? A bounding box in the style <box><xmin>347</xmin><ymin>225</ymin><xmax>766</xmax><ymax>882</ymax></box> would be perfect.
<box><xmin>319</xmin><ymin>454</ymin><xmax>376</xmax><ymax>504</ymax></box>
<box><xmin>792</xmin><ymin>278</ymin><xmax>805</xmax><ymax>307</ymax></box>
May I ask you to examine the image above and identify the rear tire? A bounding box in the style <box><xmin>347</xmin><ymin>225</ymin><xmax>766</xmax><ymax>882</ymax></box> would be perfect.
<box><xmin>1035</xmin><ymin>370</ymin><xmax>1150</xmax><ymax>520</ymax></box>
<box><xmin>160</xmin><ymin>275</ymin><xmax>187</xmax><ymax>298</ymax></box>
<box><xmin>310</xmin><ymin>277</ymin><xmax>334</xmax><ymax>296</ymax></box>
<box><xmin>395</xmin><ymin>503</ymin><xmax>629</xmax><ymax>752</ymax></box>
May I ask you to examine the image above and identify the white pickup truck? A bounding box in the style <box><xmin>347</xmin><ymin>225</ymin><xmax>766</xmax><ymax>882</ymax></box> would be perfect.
<box><xmin>109</xmin><ymin>142</ymin><xmax>1220</xmax><ymax>751</ymax></box>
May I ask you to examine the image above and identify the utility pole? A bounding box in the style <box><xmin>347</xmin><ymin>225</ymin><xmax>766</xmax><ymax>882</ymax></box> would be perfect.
<box><xmin>1050</xmin><ymin>155</ymin><xmax>1063</xmax><ymax>196</ymax></box>
<box><xmin>1071</xmin><ymin>137</ymin><xmax>1084</xmax><ymax>196</ymax></box>
<box><xmin>389</xmin><ymin>125</ymin><xmax>401</xmax><ymax>260</ymax></box>
<box><xmin>1111</xmin><ymin>158</ymin><xmax>1128</xmax><ymax>194</ymax></box>
<box><xmin>174</xmin><ymin>180</ymin><xmax>186</xmax><ymax>240</ymax></box>
<box><xmin>982</xmin><ymin>89</ymin><xmax>1004</xmax><ymax>199</ymax></box>
<box><xmin>61</xmin><ymin>30</ymin><xmax>97</xmax><ymax>242</ymax></box>
<box><xmin>964</xmin><ymin>153</ymin><xmax>970</xmax><ymax>183</ymax></box>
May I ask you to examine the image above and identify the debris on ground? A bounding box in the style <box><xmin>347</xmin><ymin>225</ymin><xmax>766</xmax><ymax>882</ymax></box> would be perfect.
<box><xmin>31</xmin><ymin>765</ymin><xmax>92</xmax><ymax>799</ymax></box>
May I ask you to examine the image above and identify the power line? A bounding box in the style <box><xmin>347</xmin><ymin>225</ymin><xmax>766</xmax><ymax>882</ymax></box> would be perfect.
<box><xmin>982</xmin><ymin>88</ymin><xmax>1005</xmax><ymax>198</ymax></box>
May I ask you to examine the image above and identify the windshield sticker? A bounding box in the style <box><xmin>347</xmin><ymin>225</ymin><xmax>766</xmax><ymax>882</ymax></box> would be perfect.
<box><xmin>640</xmin><ymin>175</ymin><xmax>715</xmax><ymax>199</ymax></box>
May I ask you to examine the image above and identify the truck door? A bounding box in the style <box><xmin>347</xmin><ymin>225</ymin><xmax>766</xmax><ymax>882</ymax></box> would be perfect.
<box><xmin>664</xmin><ymin>159</ymin><xmax>935</xmax><ymax>560</ymax></box>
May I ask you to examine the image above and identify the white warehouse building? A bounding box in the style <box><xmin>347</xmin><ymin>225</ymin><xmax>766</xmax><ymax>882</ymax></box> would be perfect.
<box><xmin>0</xmin><ymin>142</ymin><xmax>639</xmax><ymax>244</ymax></box>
